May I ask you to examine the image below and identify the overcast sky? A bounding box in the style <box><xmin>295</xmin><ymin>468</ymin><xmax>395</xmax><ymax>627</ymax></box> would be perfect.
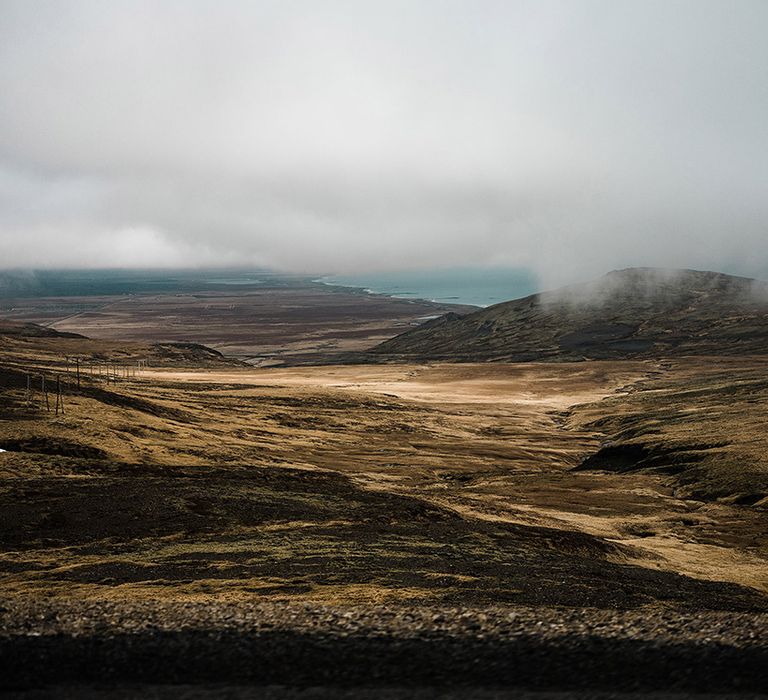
<box><xmin>0</xmin><ymin>0</ymin><xmax>766</xmax><ymax>285</ymax></box>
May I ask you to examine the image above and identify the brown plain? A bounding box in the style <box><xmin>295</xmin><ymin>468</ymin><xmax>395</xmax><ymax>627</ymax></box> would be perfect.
<box><xmin>1</xmin><ymin>328</ymin><xmax>766</xmax><ymax>607</ymax></box>
<box><xmin>1</xmin><ymin>284</ymin><xmax>474</xmax><ymax>361</ymax></box>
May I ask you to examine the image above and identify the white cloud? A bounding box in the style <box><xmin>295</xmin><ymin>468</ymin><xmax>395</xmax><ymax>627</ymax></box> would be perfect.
<box><xmin>0</xmin><ymin>0</ymin><xmax>766</xmax><ymax>282</ymax></box>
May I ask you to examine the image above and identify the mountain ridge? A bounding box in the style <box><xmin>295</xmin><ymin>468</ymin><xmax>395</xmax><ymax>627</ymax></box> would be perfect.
<box><xmin>370</xmin><ymin>268</ymin><xmax>768</xmax><ymax>361</ymax></box>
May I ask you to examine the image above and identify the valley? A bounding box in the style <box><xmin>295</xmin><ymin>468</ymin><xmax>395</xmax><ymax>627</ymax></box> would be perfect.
<box><xmin>1</xmin><ymin>269</ymin><xmax>767</xmax><ymax>693</ymax></box>
<box><xmin>1</xmin><ymin>333</ymin><xmax>766</xmax><ymax>605</ymax></box>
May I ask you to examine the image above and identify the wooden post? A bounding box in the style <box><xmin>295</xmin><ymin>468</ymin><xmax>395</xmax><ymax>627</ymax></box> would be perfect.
<box><xmin>55</xmin><ymin>376</ymin><xmax>61</xmax><ymax>416</ymax></box>
<box><xmin>42</xmin><ymin>375</ymin><xmax>49</xmax><ymax>412</ymax></box>
<box><xmin>25</xmin><ymin>373</ymin><xmax>31</xmax><ymax>408</ymax></box>
<box><xmin>76</xmin><ymin>358</ymin><xmax>80</xmax><ymax>390</ymax></box>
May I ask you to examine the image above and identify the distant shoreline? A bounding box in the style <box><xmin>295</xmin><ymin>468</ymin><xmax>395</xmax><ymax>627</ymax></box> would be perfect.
<box><xmin>315</xmin><ymin>268</ymin><xmax>538</xmax><ymax>309</ymax></box>
<box><xmin>0</xmin><ymin>267</ymin><xmax>537</xmax><ymax>309</ymax></box>
<box><xmin>312</xmin><ymin>276</ymin><xmax>480</xmax><ymax>310</ymax></box>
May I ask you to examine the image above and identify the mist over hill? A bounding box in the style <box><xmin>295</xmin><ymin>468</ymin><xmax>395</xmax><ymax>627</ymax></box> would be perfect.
<box><xmin>371</xmin><ymin>268</ymin><xmax>768</xmax><ymax>361</ymax></box>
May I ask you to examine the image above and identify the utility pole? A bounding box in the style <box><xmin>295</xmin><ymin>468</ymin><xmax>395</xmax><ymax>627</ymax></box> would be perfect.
<box><xmin>55</xmin><ymin>376</ymin><xmax>64</xmax><ymax>416</ymax></box>
<box><xmin>42</xmin><ymin>375</ymin><xmax>49</xmax><ymax>412</ymax></box>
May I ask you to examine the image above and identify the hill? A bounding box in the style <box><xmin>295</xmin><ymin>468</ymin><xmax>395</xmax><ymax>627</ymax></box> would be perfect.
<box><xmin>370</xmin><ymin>268</ymin><xmax>768</xmax><ymax>361</ymax></box>
<box><xmin>0</xmin><ymin>317</ymin><xmax>244</xmax><ymax>369</ymax></box>
<box><xmin>0</xmin><ymin>318</ymin><xmax>86</xmax><ymax>339</ymax></box>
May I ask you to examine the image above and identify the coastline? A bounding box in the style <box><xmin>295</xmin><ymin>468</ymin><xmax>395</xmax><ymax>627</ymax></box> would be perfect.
<box><xmin>314</xmin><ymin>275</ymin><xmax>483</xmax><ymax>309</ymax></box>
<box><xmin>312</xmin><ymin>276</ymin><xmax>481</xmax><ymax>310</ymax></box>
<box><xmin>315</xmin><ymin>268</ymin><xmax>539</xmax><ymax>309</ymax></box>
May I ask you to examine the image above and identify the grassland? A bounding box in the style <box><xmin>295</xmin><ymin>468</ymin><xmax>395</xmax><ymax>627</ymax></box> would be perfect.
<box><xmin>2</xmin><ymin>327</ymin><xmax>767</xmax><ymax>692</ymax></box>
<box><xmin>1</xmin><ymin>330</ymin><xmax>766</xmax><ymax>605</ymax></box>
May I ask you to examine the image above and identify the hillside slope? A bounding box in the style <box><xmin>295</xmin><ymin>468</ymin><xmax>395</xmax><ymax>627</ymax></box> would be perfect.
<box><xmin>0</xmin><ymin>318</ymin><xmax>86</xmax><ymax>339</ymax></box>
<box><xmin>371</xmin><ymin>268</ymin><xmax>768</xmax><ymax>361</ymax></box>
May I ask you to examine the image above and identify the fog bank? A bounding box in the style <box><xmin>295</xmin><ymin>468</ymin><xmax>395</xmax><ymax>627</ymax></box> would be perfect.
<box><xmin>1</xmin><ymin>1</ymin><xmax>767</xmax><ymax>287</ymax></box>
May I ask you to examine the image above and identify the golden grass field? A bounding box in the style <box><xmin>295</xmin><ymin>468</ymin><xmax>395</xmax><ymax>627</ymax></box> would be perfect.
<box><xmin>1</xmin><ymin>330</ymin><xmax>766</xmax><ymax>610</ymax></box>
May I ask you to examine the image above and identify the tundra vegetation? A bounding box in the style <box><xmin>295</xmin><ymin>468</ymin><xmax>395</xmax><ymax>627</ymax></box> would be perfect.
<box><xmin>0</xmin><ymin>269</ymin><xmax>766</xmax><ymax>693</ymax></box>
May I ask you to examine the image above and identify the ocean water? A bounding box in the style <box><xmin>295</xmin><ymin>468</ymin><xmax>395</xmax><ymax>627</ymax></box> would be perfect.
<box><xmin>323</xmin><ymin>267</ymin><xmax>539</xmax><ymax>308</ymax></box>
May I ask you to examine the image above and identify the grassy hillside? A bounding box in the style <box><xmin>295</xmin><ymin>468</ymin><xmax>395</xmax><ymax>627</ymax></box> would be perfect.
<box><xmin>371</xmin><ymin>268</ymin><xmax>768</xmax><ymax>361</ymax></box>
<box><xmin>569</xmin><ymin>358</ymin><xmax>768</xmax><ymax>507</ymax></box>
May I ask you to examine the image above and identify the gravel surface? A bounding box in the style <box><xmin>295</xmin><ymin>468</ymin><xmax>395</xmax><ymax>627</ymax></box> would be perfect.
<box><xmin>4</xmin><ymin>687</ymin><xmax>768</xmax><ymax>700</ymax></box>
<box><xmin>2</xmin><ymin>600</ymin><xmax>767</xmax><ymax>645</ymax></box>
<box><xmin>1</xmin><ymin>600</ymin><xmax>767</xmax><ymax>694</ymax></box>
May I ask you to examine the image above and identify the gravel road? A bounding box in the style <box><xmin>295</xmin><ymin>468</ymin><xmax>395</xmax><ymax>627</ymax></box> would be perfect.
<box><xmin>1</xmin><ymin>600</ymin><xmax>767</xmax><ymax>696</ymax></box>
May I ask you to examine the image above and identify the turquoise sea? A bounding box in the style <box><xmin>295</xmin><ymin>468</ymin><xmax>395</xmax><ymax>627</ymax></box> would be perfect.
<box><xmin>322</xmin><ymin>267</ymin><xmax>539</xmax><ymax>308</ymax></box>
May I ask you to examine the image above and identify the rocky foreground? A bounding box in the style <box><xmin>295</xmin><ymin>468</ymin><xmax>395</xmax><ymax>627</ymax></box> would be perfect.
<box><xmin>1</xmin><ymin>600</ymin><xmax>767</xmax><ymax>696</ymax></box>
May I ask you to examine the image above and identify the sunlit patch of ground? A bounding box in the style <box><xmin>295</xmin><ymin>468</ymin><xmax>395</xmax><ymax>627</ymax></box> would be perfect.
<box><xmin>1</xmin><ymin>337</ymin><xmax>767</xmax><ymax>605</ymax></box>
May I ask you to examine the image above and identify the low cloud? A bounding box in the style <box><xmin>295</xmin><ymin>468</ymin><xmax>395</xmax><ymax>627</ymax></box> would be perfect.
<box><xmin>1</xmin><ymin>1</ymin><xmax>767</xmax><ymax>285</ymax></box>
<box><xmin>540</xmin><ymin>267</ymin><xmax>768</xmax><ymax>313</ymax></box>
